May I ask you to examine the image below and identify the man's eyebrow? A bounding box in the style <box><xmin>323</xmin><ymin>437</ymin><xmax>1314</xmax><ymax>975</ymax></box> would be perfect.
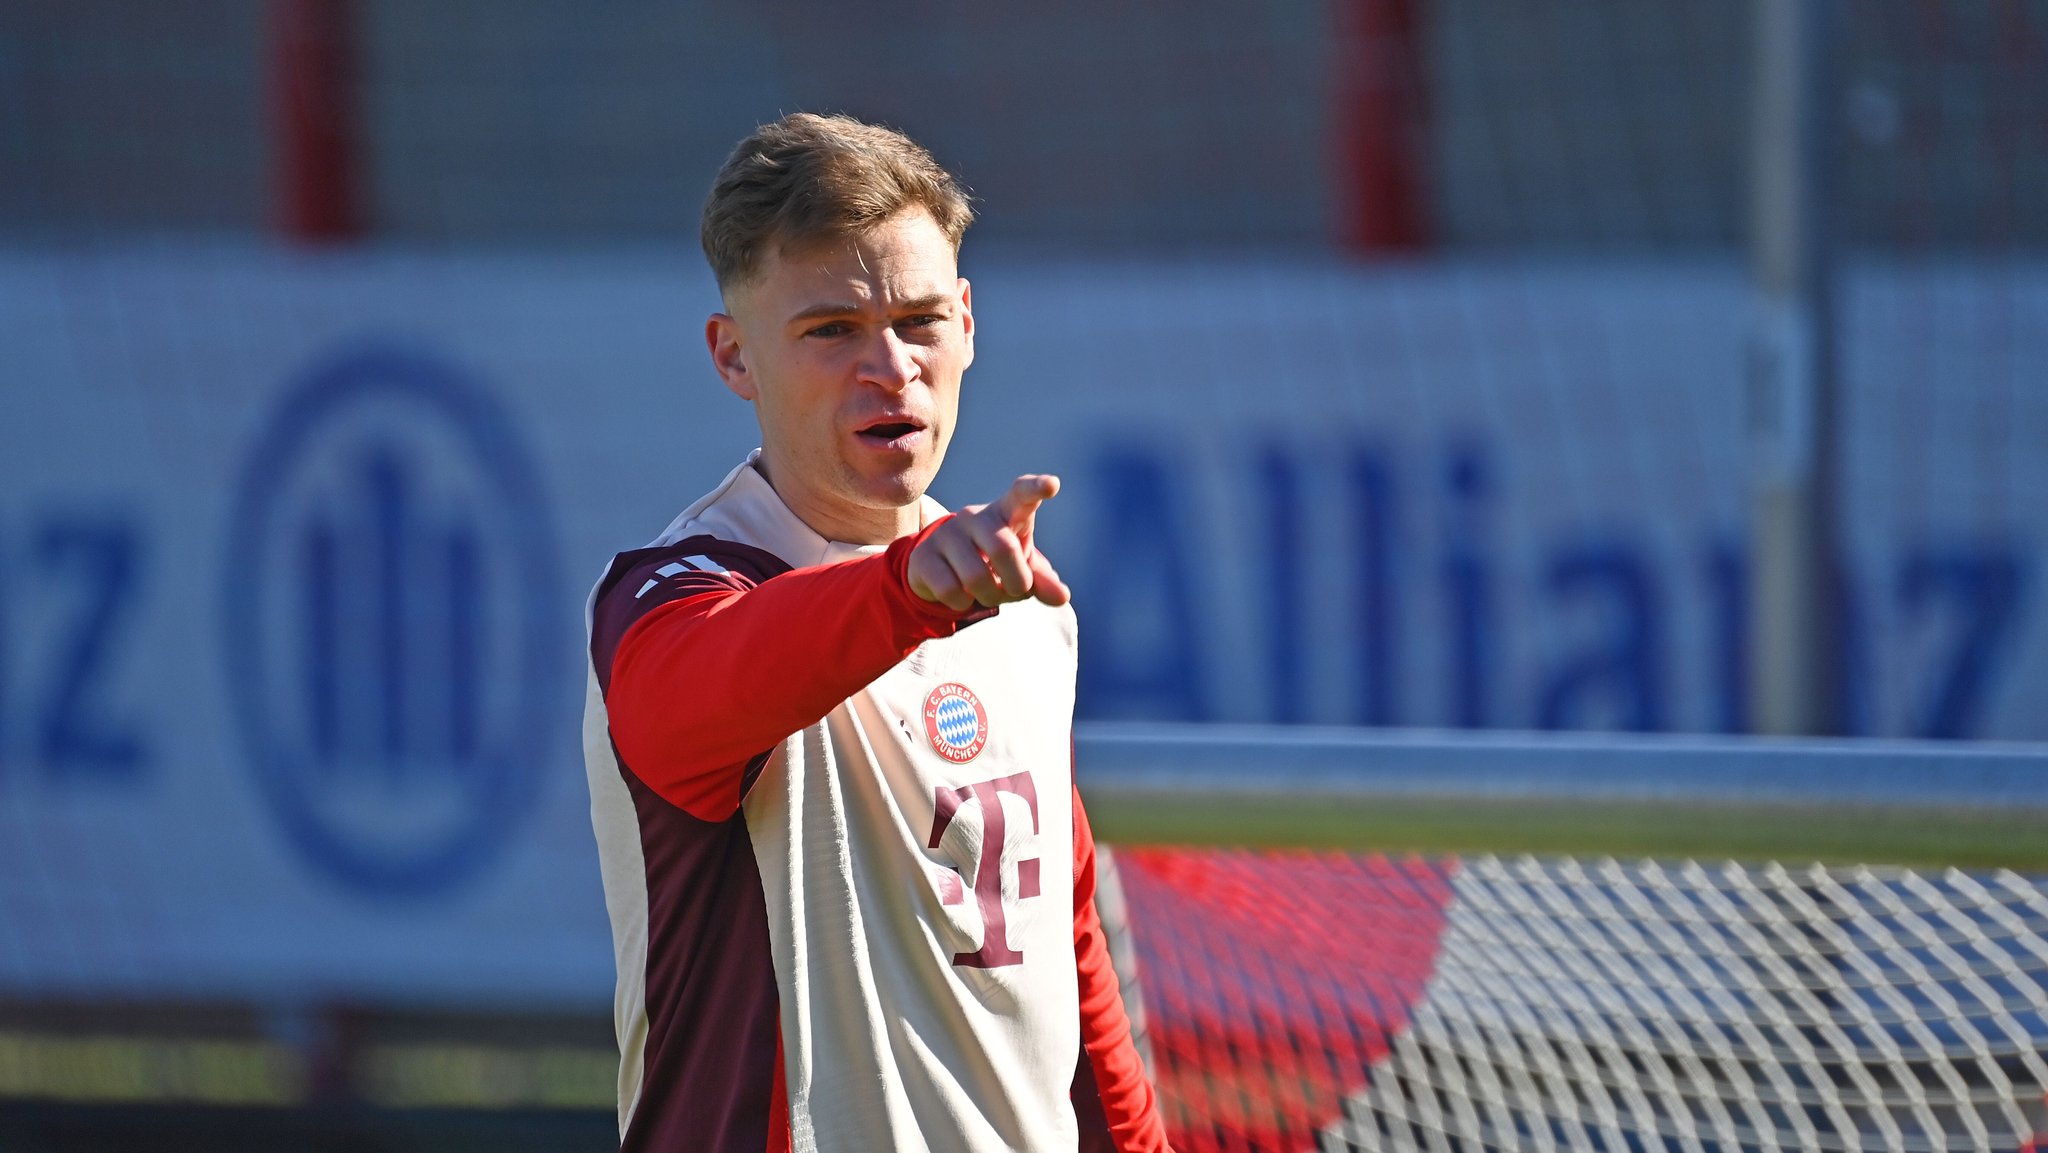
<box><xmin>786</xmin><ymin>301</ymin><xmax>862</xmax><ymax>325</ymax></box>
<box><xmin>785</xmin><ymin>294</ymin><xmax>954</xmax><ymax>325</ymax></box>
<box><xmin>892</xmin><ymin>293</ymin><xmax>955</xmax><ymax>314</ymax></box>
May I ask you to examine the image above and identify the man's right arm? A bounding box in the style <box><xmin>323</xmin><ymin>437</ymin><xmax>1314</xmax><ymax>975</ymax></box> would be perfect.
<box><xmin>594</xmin><ymin>521</ymin><xmax>985</xmax><ymax>823</ymax></box>
<box><xmin>596</xmin><ymin>473</ymin><xmax>1069</xmax><ymax>823</ymax></box>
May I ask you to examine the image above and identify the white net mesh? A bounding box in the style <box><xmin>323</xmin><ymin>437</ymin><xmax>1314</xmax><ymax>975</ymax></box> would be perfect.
<box><xmin>1324</xmin><ymin>858</ymin><xmax>2048</xmax><ymax>1153</ymax></box>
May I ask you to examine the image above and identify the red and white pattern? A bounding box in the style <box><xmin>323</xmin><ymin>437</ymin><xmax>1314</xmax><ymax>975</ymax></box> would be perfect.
<box><xmin>1113</xmin><ymin>849</ymin><xmax>2048</xmax><ymax>1153</ymax></box>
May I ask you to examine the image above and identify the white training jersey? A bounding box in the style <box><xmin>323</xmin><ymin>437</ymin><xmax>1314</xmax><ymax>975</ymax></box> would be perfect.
<box><xmin>584</xmin><ymin>453</ymin><xmax>1084</xmax><ymax>1152</ymax></box>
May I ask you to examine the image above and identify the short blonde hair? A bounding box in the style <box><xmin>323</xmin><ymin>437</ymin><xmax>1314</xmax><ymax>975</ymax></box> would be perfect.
<box><xmin>701</xmin><ymin>113</ymin><xmax>974</xmax><ymax>290</ymax></box>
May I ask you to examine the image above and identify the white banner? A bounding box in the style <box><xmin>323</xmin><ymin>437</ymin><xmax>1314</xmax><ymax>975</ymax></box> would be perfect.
<box><xmin>0</xmin><ymin>249</ymin><xmax>2040</xmax><ymax>1003</ymax></box>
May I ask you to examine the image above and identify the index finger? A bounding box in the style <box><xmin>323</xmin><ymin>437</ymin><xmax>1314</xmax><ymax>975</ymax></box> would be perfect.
<box><xmin>987</xmin><ymin>474</ymin><xmax>1060</xmax><ymax>533</ymax></box>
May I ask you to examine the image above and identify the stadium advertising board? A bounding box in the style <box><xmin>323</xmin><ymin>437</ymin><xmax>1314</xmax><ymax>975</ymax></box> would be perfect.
<box><xmin>0</xmin><ymin>250</ymin><xmax>2040</xmax><ymax>1004</ymax></box>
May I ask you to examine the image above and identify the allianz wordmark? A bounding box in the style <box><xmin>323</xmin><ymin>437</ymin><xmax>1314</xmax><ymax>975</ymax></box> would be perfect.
<box><xmin>1074</xmin><ymin>442</ymin><xmax>2029</xmax><ymax>737</ymax></box>
<box><xmin>4</xmin><ymin>402</ymin><xmax>2028</xmax><ymax>824</ymax></box>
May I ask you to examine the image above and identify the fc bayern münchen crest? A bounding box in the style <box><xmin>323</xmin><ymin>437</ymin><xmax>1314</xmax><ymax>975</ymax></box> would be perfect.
<box><xmin>923</xmin><ymin>682</ymin><xmax>989</xmax><ymax>763</ymax></box>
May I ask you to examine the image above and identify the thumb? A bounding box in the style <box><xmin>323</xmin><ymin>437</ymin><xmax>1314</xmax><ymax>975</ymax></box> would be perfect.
<box><xmin>1026</xmin><ymin>549</ymin><xmax>1070</xmax><ymax>607</ymax></box>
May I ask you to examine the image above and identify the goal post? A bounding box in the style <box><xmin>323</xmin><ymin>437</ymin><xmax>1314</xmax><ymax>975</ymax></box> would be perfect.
<box><xmin>1079</xmin><ymin>724</ymin><xmax>2048</xmax><ymax>1153</ymax></box>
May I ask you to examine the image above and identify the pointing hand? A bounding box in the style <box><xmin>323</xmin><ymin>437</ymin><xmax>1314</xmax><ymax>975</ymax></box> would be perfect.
<box><xmin>907</xmin><ymin>475</ymin><xmax>1071</xmax><ymax>612</ymax></box>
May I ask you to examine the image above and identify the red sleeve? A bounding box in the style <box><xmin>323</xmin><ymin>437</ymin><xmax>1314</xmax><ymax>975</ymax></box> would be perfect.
<box><xmin>1072</xmin><ymin>784</ymin><xmax>1173</xmax><ymax>1153</ymax></box>
<box><xmin>597</xmin><ymin>518</ymin><xmax>988</xmax><ymax>821</ymax></box>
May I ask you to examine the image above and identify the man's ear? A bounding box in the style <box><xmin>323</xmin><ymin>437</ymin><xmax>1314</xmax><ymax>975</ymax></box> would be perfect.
<box><xmin>957</xmin><ymin>277</ymin><xmax>974</xmax><ymax>366</ymax></box>
<box><xmin>706</xmin><ymin>312</ymin><xmax>757</xmax><ymax>401</ymax></box>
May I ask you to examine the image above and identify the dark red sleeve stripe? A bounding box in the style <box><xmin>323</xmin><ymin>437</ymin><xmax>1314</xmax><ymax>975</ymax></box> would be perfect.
<box><xmin>1072</xmin><ymin>784</ymin><xmax>1173</xmax><ymax>1152</ymax></box>
<box><xmin>590</xmin><ymin>535</ymin><xmax>794</xmax><ymax>697</ymax></box>
<box><xmin>599</xmin><ymin>519</ymin><xmax>992</xmax><ymax>822</ymax></box>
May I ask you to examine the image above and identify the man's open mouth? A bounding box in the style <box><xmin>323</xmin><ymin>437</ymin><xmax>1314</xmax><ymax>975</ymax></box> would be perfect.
<box><xmin>857</xmin><ymin>419</ymin><xmax>926</xmax><ymax>444</ymax></box>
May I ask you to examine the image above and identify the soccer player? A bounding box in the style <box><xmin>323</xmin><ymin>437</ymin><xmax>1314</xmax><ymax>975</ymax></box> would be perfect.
<box><xmin>581</xmin><ymin>113</ymin><xmax>1171</xmax><ymax>1152</ymax></box>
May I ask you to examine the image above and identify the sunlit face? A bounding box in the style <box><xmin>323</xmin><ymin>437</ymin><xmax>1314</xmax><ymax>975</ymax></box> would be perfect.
<box><xmin>706</xmin><ymin>210</ymin><xmax>974</xmax><ymax>544</ymax></box>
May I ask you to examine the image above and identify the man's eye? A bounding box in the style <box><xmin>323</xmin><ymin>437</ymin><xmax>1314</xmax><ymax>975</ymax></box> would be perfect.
<box><xmin>901</xmin><ymin>315</ymin><xmax>943</xmax><ymax>330</ymax></box>
<box><xmin>806</xmin><ymin>322</ymin><xmax>850</xmax><ymax>338</ymax></box>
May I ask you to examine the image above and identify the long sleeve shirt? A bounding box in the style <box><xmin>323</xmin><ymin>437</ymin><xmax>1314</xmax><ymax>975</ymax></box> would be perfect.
<box><xmin>582</xmin><ymin>453</ymin><xmax>1168</xmax><ymax>1152</ymax></box>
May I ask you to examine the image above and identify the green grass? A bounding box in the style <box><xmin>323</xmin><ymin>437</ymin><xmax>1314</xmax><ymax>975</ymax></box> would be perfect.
<box><xmin>1086</xmin><ymin>793</ymin><xmax>2048</xmax><ymax>872</ymax></box>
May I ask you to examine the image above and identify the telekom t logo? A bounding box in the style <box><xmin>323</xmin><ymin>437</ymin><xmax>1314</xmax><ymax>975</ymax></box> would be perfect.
<box><xmin>928</xmin><ymin>770</ymin><xmax>1041</xmax><ymax>968</ymax></box>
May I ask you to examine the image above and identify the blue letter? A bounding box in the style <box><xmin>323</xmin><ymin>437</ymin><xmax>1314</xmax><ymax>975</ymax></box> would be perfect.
<box><xmin>1441</xmin><ymin>440</ymin><xmax>1495</xmax><ymax>728</ymax></box>
<box><xmin>1704</xmin><ymin>538</ymin><xmax>1748</xmax><ymax>734</ymax></box>
<box><xmin>1348</xmin><ymin>444</ymin><xmax>1400</xmax><ymax>726</ymax></box>
<box><xmin>1258</xmin><ymin>447</ymin><xmax>1304</xmax><ymax>723</ymax></box>
<box><xmin>35</xmin><ymin>516</ymin><xmax>148</xmax><ymax>779</ymax></box>
<box><xmin>1898</xmin><ymin>544</ymin><xmax>2028</xmax><ymax>738</ymax></box>
<box><xmin>1536</xmin><ymin>540</ymin><xmax>1664</xmax><ymax>732</ymax></box>
<box><xmin>1075</xmin><ymin>448</ymin><xmax>1208</xmax><ymax>721</ymax></box>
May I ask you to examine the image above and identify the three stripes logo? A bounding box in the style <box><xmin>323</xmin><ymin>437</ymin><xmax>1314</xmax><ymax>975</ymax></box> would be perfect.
<box><xmin>634</xmin><ymin>553</ymin><xmax>728</xmax><ymax>598</ymax></box>
<box><xmin>923</xmin><ymin>682</ymin><xmax>989</xmax><ymax>764</ymax></box>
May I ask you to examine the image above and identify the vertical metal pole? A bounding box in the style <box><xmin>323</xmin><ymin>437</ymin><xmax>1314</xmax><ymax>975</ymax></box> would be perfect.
<box><xmin>1747</xmin><ymin>0</ymin><xmax>1840</xmax><ymax>735</ymax></box>
<box><xmin>1334</xmin><ymin>0</ymin><xmax>1429</xmax><ymax>255</ymax></box>
<box><xmin>273</xmin><ymin>0</ymin><xmax>363</xmax><ymax>242</ymax></box>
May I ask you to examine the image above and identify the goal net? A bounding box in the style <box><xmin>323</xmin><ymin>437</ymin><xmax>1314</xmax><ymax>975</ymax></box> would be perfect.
<box><xmin>1109</xmin><ymin>850</ymin><xmax>2048</xmax><ymax>1153</ymax></box>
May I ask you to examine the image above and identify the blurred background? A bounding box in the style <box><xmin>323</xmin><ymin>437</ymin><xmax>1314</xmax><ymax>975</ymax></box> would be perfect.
<box><xmin>1</xmin><ymin>1</ymin><xmax>2044</xmax><ymax>1150</ymax></box>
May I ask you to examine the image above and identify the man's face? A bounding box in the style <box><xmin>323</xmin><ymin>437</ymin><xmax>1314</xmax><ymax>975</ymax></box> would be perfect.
<box><xmin>707</xmin><ymin>209</ymin><xmax>973</xmax><ymax>543</ymax></box>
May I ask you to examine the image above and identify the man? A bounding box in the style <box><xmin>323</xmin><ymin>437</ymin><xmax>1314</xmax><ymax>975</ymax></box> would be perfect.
<box><xmin>582</xmin><ymin>113</ymin><xmax>1170</xmax><ymax>1153</ymax></box>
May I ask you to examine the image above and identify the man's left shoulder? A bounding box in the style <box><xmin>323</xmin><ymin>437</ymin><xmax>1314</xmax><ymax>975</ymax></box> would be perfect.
<box><xmin>999</xmin><ymin>597</ymin><xmax>1078</xmax><ymax>651</ymax></box>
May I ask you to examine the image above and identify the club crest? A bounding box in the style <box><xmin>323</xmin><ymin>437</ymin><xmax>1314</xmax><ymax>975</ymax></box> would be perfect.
<box><xmin>923</xmin><ymin>682</ymin><xmax>989</xmax><ymax>763</ymax></box>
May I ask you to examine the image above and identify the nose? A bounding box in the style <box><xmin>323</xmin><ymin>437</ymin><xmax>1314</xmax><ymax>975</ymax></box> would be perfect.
<box><xmin>857</xmin><ymin>328</ymin><xmax>919</xmax><ymax>392</ymax></box>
